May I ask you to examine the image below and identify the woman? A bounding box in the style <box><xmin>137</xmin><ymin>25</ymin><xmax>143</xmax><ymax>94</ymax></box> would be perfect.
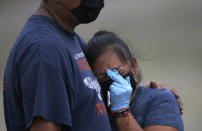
<box><xmin>85</xmin><ymin>31</ymin><xmax>184</xmax><ymax>131</ymax></box>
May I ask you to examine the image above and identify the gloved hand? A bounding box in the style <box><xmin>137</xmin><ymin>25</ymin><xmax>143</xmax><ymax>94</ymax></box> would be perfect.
<box><xmin>106</xmin><ymin>69</ymin><xmax>133</xmax><ymax>112</ymax></box>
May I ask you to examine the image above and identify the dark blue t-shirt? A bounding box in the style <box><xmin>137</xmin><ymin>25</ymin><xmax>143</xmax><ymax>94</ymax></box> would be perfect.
<box><xmin>111</xmin><ymin>86</ymin><xmax>184</xmax><ymax>131</ymax></box>
<box><xmin>3</xmin><ymin>15</ymin><xmax>111</xmax><ymax>131</ymax></box>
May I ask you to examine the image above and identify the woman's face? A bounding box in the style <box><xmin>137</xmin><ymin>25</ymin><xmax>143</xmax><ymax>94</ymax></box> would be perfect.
<box><xmin>92</xmin><ymin>50</ymin><xmax>135</xmax><ymax>82</ymax></box>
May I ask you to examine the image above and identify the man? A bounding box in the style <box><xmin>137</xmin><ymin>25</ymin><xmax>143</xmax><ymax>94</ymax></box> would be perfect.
<box><xmin>3</xmin><ymin>0</ymin><xmax>111</xmax><ymax>130</ymax></box>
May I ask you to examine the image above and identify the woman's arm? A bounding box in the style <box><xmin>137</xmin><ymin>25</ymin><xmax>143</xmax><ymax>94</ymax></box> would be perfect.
<box><xmin>115</xmin><ymin>113</ymin><xmax>143</xmax><ymax>131</ymax></box>
<box><xmin>115</xmin><ymin>111</ymin><xmax>179</xmax><ymax>131</ymax></box>
<box><xmin>107</xmin><ymin>70</ymin><xmax>182</xmax><ymax>131</ymax></box>
<box><xmin>144</xmin><ymin>126</ymin><xmax>178</xmax><ymax>131</ymax></box>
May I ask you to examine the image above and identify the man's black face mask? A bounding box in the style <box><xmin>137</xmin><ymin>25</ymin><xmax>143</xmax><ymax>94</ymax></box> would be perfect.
<box><xmin>99</xmin><ymin>71</ymin><xmax>137</xmax><ymax>107</ymax></box>
<box><xmin>71</xmin><ymin>0</ymin><xmax>104</xmax><ymax>23</ymax></box>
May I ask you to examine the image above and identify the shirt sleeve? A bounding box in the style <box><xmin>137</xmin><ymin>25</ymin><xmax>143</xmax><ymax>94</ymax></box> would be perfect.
<box><xmin>143</xmin><ymin>89</ymin><xmax>184</xmax><ymax>130</ymax></box>
<box><xmin>19</xmin><ymin>62</ymin><xmax>72</xmax><ymax>129</ymax></box>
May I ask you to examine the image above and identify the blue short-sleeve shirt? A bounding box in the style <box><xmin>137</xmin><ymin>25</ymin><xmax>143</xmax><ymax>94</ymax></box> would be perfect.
<box><xmin>111</xmin><ymin>86</ymin><xmax>184</xmax><ymax>131</ymax></box>
<box><xmin>3</xmin><ymin>15</ymin><xmax>111</xmax><ymax>131</ymax></box>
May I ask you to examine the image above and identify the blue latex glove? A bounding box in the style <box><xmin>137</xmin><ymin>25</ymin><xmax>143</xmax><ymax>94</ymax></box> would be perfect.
<box><xmin>106</xmin><ymin>69</ymin><xmax>133</xmax><ymax>112</ymax></box>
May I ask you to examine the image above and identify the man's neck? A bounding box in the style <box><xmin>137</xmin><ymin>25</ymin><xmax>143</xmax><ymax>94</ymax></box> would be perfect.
<box><xmin>34</xmin><ymin>3</ymin><xmax>77</xmax><ymax>33</ymax></box>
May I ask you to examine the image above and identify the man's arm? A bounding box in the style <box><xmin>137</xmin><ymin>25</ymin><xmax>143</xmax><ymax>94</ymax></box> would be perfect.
<box><xmin>30</xmin><ymin>117</ymin><xmax>61</xmax><ymax>131</ymax></box>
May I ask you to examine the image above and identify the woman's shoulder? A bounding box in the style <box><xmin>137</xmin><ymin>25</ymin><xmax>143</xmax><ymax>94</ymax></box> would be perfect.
<box><xmin>136</xmin><ymin>85</ymin><xmax>176</xmax><ymax>102</ymax></box>
<box><xmin>133</xmin><ymin>85</ymin><xmax>184</xmax><ymax>131</ymax></box>
<box><xmin>131</xmin><ymin>85</ymin><xmax>178</xmax><ymax>115</ymax></box>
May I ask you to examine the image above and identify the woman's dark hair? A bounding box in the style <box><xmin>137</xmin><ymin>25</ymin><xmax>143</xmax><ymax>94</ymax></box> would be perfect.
<box><xmin>44</xmin><ymin>0</ymin><xmax>48</xmax><ymax>3</ymax></box>
<box><xmin>85</xmin><ymin>30</ymin><xmax>142</xmax><ymax>83</ymax></box>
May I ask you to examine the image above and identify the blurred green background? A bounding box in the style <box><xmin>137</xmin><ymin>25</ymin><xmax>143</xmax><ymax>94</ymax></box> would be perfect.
<box><xmin>0</xmin><ymin>0</ymin><xmax>202</xmax><ymax>130</ymax></box>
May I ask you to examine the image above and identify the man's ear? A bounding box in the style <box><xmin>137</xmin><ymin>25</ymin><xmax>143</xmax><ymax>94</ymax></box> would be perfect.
<box><xmin>131</xmin><ymin>58</ymin><xmax>138</xmax><ymax>81</ymax></box>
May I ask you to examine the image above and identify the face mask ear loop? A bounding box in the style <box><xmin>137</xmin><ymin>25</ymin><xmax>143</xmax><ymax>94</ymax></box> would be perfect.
<box><xmin>56</xmin><ymin>1</ymin><xmax>59</xmax><ymax>5</ymax></box>
<box><xmin>128</xmin><ymin>63</ymin><xmax>138</xmax><ymax>84</ymax></box>
<box><xmin>124</xmin><ymin>71</ymin><xmax>137</xmax><ymax>93</ymax></box>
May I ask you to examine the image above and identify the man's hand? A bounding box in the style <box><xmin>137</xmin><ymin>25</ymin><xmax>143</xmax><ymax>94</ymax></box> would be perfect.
<box><xmin>149</xmin><ymin>80</ymin><xmax>183</xmax><ymax>115</ymax></box>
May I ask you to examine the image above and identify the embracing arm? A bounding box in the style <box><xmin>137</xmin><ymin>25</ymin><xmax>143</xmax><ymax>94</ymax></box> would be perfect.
<box><xmin>149</xmin><ymin>81</ymin><xmax>183</xmax><ymax>114</ymax></box>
